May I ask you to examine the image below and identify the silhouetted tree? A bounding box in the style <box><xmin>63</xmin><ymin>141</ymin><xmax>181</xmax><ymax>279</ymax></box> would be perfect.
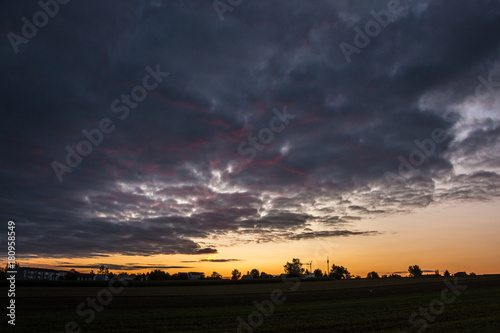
<box><xmin>148</xmin><ymin>270</ymin><xmax>169</xmax><ymax>280</ymax></box>
<box><xmin>284</xmin><ymin>258</ymin><xmax>305</xmax><ymax>277</ymax></box>
<box><xmin>470</xmin><ymin>272</ymin><xmax>476</xmax><ymax>276</ymax></box>
<box><xmin>66</xmin><ymin>269</ymin><xmax>78</xmax><ymax>280</ymax></box>
<box><xmin>354</xmin><ymin>275</ymin><xmax>362</xmax><ymax>279</ymax></box>
<box><xmin>434</xmin><ymin>269</ymin><xmax>440</xmax><ymax>276</ymax></box>
<box><xmin>5</xmin><ymin>262</ymin><xmax>20</xmax><ymax>271</ymax></box>
<box><xmin>210</xmin><ymin>271</ymin><xmax>222</xmax><ymax>279</ymax></box>
<box><xmin>134</xmin><ymin>273</ymin><xmax>147</xmax><ymax>281</ymax></box>
<box><xmin>97</xmin><ymin>265</ymin><xmax>109</xmax><ymax>275</ymax></box>
<box><xmin>366</xmin><ymin>271</ymin><xmax>380</xmax><ymax>279</ymax></box>
<box><xmin>408</xmin><ymin>265</ymin><xmax>423</xmax><ymax>277</ymax></box>
<box><xmin>388</xmin><ymin>273</ymin><xmax>402</xmax><ymax>278</ymax></box>
<box><xmin>3</xmin><ymin>263</ymin><xmax>18</xmax><ymax>277</ymax></box>
<box><xmin>381</xmin><ymin>274</ymin><xmax>388</xmax><ymax>278</ymax></box>
<box><xmin>329</xmin><ymin>264</ymin><xmax>351</xmax><ymax>279</ymax></box>
<box><xmin>250</xmin><ymin>269</ymin><xmax>260</xmax><ymax>279</ymax></box>
<box><xmin>443</xmin><ymin>270</ymin><xmax>450</xmax><ymax>277</ymax></box>
<box><xmin>231</xmin><ymin>269</ymin><xmax>241</xmax><ymax>280</ymax></box>
<box><xmin>313</xmin><ymin>269</ymin><xmax>323</xmax><ymax>277</ymax></box>
<box><xmin>4</xmin><ymin>261</ymin><xmax>21</xmax><ymax>277</ymax></box>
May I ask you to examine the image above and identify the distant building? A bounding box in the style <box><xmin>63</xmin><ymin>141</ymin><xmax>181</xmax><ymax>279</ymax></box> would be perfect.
<box><xmin>177</xmin><ymin>272</ymin><xmax>205</xmax><ymax>280</ymax></box>
<box><xmin>188</xmin><ymin>272</ymin><xmax>204</xmax><ymax>280</ymax></box>
<box><xmin>304</xmin><ymin>273</ymin><xmax>316</xmax><ymax>279</ymax></box>
<box><xmin>78</xmin><ymin>273</ymin><xmax>94</xmax><ymax>281</ymax></box>
<box><xmin>17</xmin><ymin>267</ymin><xmax>66</xmax><ymax>281</ymax></box>
<box><xmin>260</xmin><ymin>273</ymin><xmax>273</xmax><ymax>279</ymax></box>
<box><xmin>454</xmin><ymin>272</ymin><xmax>468</xmax><ymax>277</ymax></box>
<box><xmin>93</xmin><ymin>274</ymin><xmax>109</xmax><ymax>281</ymax></box>
<box><xmin>241</xmin><ymin>275</ymin><xmax>253</xmax><ymax>280</ymax></box>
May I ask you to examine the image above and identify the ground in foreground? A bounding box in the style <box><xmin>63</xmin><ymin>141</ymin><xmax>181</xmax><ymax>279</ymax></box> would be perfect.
<box><xmin>2</xmin><ymin>275</ymin><xmax>499</xmax><ymax>332</ymax></box>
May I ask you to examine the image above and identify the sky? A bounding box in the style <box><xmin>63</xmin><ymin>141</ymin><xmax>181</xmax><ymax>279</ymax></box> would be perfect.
<box><xmin>1</xmin><ymin>0</ymin><xmax>500</xmax><ymax>278</ymax></box>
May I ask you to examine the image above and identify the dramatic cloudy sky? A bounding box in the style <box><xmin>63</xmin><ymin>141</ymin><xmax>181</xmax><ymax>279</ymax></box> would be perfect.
<box><xmin>1</xmin><ymin>0</ymin><xmax>499</xmax><ymax>276</ymax></box>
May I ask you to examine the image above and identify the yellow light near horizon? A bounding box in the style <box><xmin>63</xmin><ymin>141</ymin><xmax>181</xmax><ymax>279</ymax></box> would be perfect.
<box><xmin>15</xmin><ymin>199</ymin><xmax>500</xmax><ymax>278</ymax></box>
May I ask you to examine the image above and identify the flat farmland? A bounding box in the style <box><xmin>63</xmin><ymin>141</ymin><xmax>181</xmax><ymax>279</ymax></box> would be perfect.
<box><xmin>2</xmin><ymin>276</ymin><xmax>499</xmax><ymax>332</ymax></box>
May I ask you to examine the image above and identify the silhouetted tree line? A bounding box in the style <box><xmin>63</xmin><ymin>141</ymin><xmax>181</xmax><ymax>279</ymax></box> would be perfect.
<box><xmin>276</xmin><ymin>260</ymin><xmax>475</xmax><ymax>280</ymax></box>
<box><xmin>1</xmin><ymin>262</ymin><xmax>477</xmax><ymax>281</ymax></box>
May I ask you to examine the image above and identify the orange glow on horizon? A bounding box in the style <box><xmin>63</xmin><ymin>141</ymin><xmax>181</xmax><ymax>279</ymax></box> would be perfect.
<box><xmin>11</xmin><ymin>199</ymin><xmax>500</xmax><ymax>278</ymax></box>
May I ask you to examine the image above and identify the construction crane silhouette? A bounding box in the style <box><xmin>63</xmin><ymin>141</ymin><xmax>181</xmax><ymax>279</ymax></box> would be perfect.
<box><xmin>304</xmin><ymin>261</ymin><xmax>312</xmax><ymax>273</ymax></box>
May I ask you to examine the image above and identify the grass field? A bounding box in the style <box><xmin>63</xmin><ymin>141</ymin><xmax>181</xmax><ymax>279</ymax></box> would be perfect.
<box><xmin>2</xmin><ymin>275</ymin><xmax>499</xmax><ymax>332</ymax></box>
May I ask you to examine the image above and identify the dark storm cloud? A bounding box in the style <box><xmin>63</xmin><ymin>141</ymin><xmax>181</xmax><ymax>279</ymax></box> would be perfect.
<box><xmin>236</xmin><ymin>213</ymin><xmax>312</xmax><ymax>229</ymax></box>
<box><xmin>190</xmin><ymin>248</ymin><xmax>219</xmax><ymax>255</ymax></box>
<box><xmin>288</xmin><ymin>230</ymin><xmax>380</xmax><ymax>241</ymax></box>
<box><xmin>348</xmin><ymin>206</ymin><xmax>385</xmax><ymax>214</ymax></box>
<box><xmin>436</xmin><ymin>171</ymin><xmax>500</xmax><ymax>202</ymax></box>
<box><xmin>1</xmin><ymin>0</ymin><xmax>500</xmax><ymax>259</ymax></box>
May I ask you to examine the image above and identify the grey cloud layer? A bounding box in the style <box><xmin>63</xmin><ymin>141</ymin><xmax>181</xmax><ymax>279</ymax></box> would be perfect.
<box><xmin>1</xmin><ymin>0</ymin><xmax>500</xmax><ymax>258</ymax></box>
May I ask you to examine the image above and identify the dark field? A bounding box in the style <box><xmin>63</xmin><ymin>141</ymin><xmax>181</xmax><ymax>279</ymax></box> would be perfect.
<box><xmin>2</xmin><ymin>275</ymin><xmax>499</xmax><ymax>332</ymax></box>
